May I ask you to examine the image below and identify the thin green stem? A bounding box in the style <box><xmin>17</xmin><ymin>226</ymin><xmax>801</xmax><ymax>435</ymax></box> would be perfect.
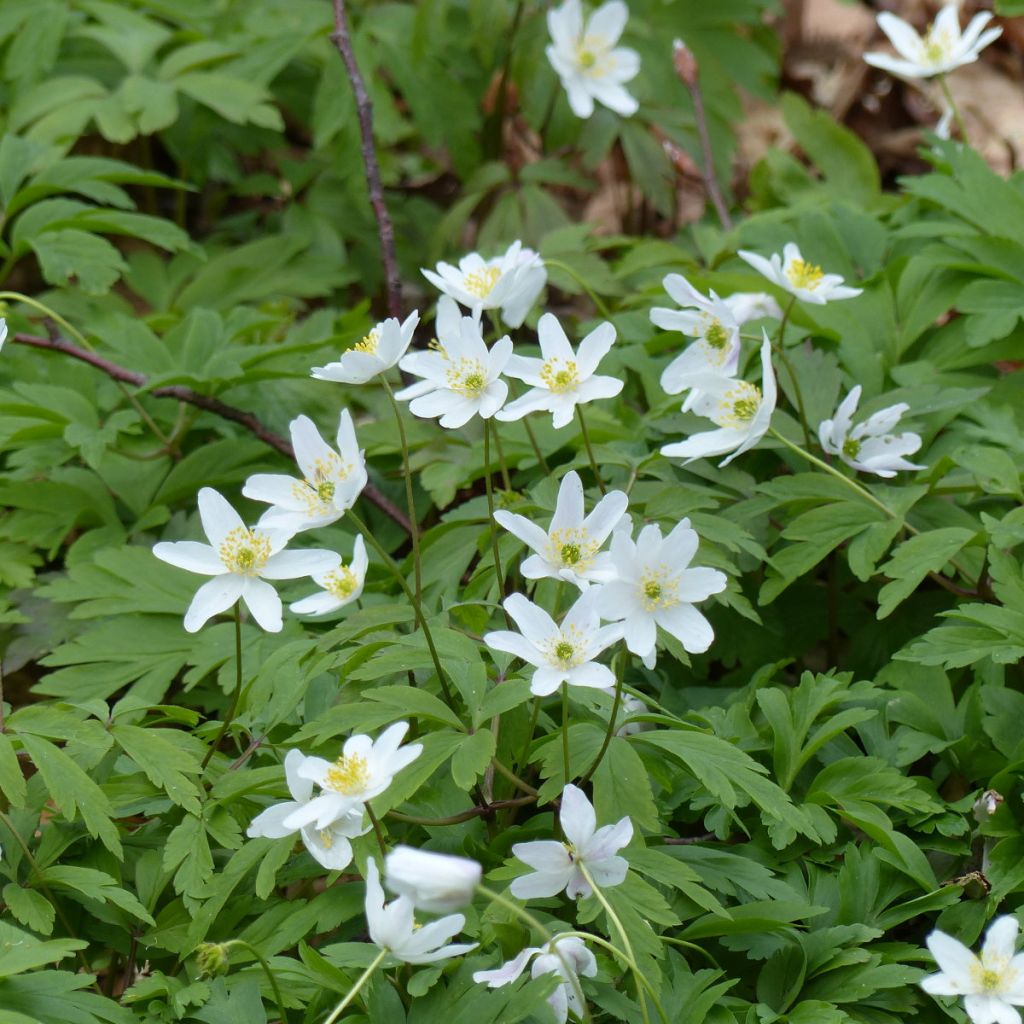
<box><xmin>476</xmin><ymin>885</ymin><xmax>592</xmax><ymax>1024</ymax></box>
<box><xmin>365</xmin><ymin>801</ymin><xmax>388</xmax><ymax>859</ymax></box>
<box><xmin>323</xmin><ymin>946</ymin><xmax>388</xmax><ymax>1024</ymax></box>
<box><xmin>561</xmin><ymin>682</ymin><xmax>571</xmax><ymax>785</ymax></box>
<box><xmin>201</xmin><ymin>605</ymin><xmax>244</xmax><ymax>771</ymax></box>
<box><xmin>773</xmin><ymin>296</ymin><xmax>811</xmax><ymax>449</ymax></box>
<box><xmin>491</xmin><ymin>421</ymin><xmax>512</xmax><ymax>491</ymax></box>
<box><xmin>576</xmin><ymin>405</ymin><xmax>605</xmax><ymax>495</ymax></box>
<box><xmin>515</xmin><ymin>697</ymin><xmax>541</xmax><ymax>774</ymax></box>
<box><xmin>544</xmin><ymin>259</ymin><xmax>612</xmax><ymax>319</ymax></box>
<box><xmin>346</xmin><ymin>508</ymin><xmax>455</xmax><ymax>706</ymax></box>
<box><xmin>937</xmin><ymin>74</ymin><xmax>969</xmax><ymax>142</ymax></box>
<box><xmin>0</xmin><ymin>658</ymin><xmax>5</xmax><ymax>733</ymax></box>
<box><xmin>228</xmin><ymin>940</ymin><xmax>289</xmax><ymax>1023</ymax></box>
<box><xmin>491</xmin><ymin>756</ymin><xmax>539</xmax><ymax>796</ymax></box>
<box><xmin>579</xmin><ymin>654</ymin><xmax>624</xmax><ymax>785</ymax></box>
<box><xmin>483</xmin><ymin>422</ymin><xmax>507</xmax><ymax>602</ymax></box>
<box><xmin>522</xmin><ymin>418</ymin><xmax>551</xmax><ymax>474</ymax></box>
<box><xmin>381</xmin><ymin>377</ymin><xmax>422</xmax><ymax>604</ymax></box>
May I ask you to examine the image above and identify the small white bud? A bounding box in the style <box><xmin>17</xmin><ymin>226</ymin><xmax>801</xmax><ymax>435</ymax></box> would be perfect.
<box><xmin>384</xmin><ymin>846</ymin><xmax>482</xmax><ymax>913</ymax></box>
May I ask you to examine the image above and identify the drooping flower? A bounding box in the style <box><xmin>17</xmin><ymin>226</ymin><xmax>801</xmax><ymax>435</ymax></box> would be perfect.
<box><xmin>650</xmin><ymin>273</ymin><xmax>742</xmax><ymax>399</ymax></box>
<box><xmin>920</xmin><ymin>915</ymin><xmax>1024</xmax><ymax>1024</ymax></box>
<box><xmin>281</xmin><ymin>722</ymin><xmax>422</xmax><ymax>830</ymax></box>
<box><xmin>660</xmin><ymin>335</ymin><xmax>776</xmax><ymax>467</ymax></box>
<box><xmin>613</xmin><ymin>692</ymin><xmax>651</xmax><ymax>737</ymax></box>
<box><xmin>311</xmin><ymin>311</ymin><xmax>419</xmax><ymax>384</ymax></box>
<box><xmin>738</xmin><ymin>244</ymin><xmax>863</xmax><ymax>305</ymax></box>
<box><xmin>364</xmin><ymin>860</ymin><xmax>477</xmax><ymax>965</ymax></box>
<box><xmin>864</xmin><ymin>5</ymin><xmax>1001</xmax><ymax>80</ymax></box>
<box><xmin>422</xmin><ymin>241</ymin><xmax>546</xmax><ymax>328</ymax></box>
<box><xmin>384</xmin><ymin>846</ymin><xmax>482</xmax><ymax>913</ymax></box>
<box><xmin>245</xmin><ymin>749</ymin><xmax>369</xmax><ymax>871</ymax></box>
<box><xmin>290</xmin><ymin>534</ymin><xmax>368</xmax><ymax>616</ymax></box>
<box><xmin>474</xmin><ymin>933</ymin><xmax>597</xmax><ymax>1024</ymax></box>
<box><xmin>723</xmin><ymin>292</ymin><xmax>784</xmax><ymax>325</ymax></box>
<box><xmin>595</xmin><ymin>520</ymin><xmax>726</xmax><ymax>668</ymax></box>
<box><xmin>242</xmin><ymin>412</ymin><xmax>367</xmax><ymax>533</ymax></box>
<box><xmin>493</xmin><ymin>471</ymin><xmax>628</xmax><ymax>590</ymax></box>
<box><xmin>153</xmin><ymin>487</ymin><xmax>340</xmax><ymax>633</ymax></box>
<box><xmin>510</xmin><ymin>784</ymin><xmax>632</xmax><ymax>900</ymax></box>
<box><xmin>395</xmin><ymin>297</ymin><xmax>512</xmax><ymax>428</ymax></box>
<box><xmin>546</xmin><ymin>0</ymin><xmax>640</xmax><ymax>120</ymax></box>
<box><xmin>483</xmin><ymin>590</ymin><xmax>622</xmax><ymax>697</ymax></box>
<box><xmin>497</xmin><ymin>313</ymin><xmax>623</xmax><ymax>429</ymax></box>
<box><xmin>819</xmin><ymin>386</ymin><xmax>925</xmax><ymax>479</ymax></box>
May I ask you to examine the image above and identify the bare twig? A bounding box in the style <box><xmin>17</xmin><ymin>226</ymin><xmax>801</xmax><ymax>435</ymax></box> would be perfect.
<box><xmin>673</xmin><ymin>40</ymin><xmax>733</xmax><ymax>231</ymax></box>
<box><xmin>329</xmin><ymin>0</ymin><xmax>402</xmax><ymax>320</ymax></box>
<box><xmin>11</xmin><ymin>331</ymin><xmax>411</xmax><ymax>532</ymax></box>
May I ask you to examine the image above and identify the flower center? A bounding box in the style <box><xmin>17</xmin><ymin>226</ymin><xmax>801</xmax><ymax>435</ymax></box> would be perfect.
<box><xmin>575</xmin><ymin>34</ymin><xmax>611</xmax><ymax>75</ymax></box>
<box><xmin>786</xmin><ymin>258</ymin><xmax>824</xmax><ymax>290</ymax></box>
<box><xmin>547</xmin><ymin>625</ymin><xmax>586</xmax><ymax>668</ymax></box>
<box><xmin>712</xmin><ymin>382</ymin><xmax>762</xmax><ymax>428</ymax></box>
<box><xmin>446</xmin><ymin>358</ymin><xmax>489</xmax><ymax>397</ymax></box>
<box><xmin>323</xmin><ymin>566</ymin><xmax>359</xmax><ymax>600</ymax></box>
<box><xmin>705</xmin><ymin>319</ymin><xmax>729</xmax><ymax>351</ymax></box>
<box><xmin>540</xmin><ymin>358</ymin><xmax>580</xmax><ymax>394</ymax></box>
<box><xmin>463</xmin><ymin>266</ymin><xmax>501</xmax><ymax>298</ymax></box>
<box><xmin>294</xmin><ymin>456</ymin><xmax>348</xmax><ymax>514</ymax></box>
<box><xmin>319</xmin><ymin>828</ymin><xmax>334</xmax><ymax>849</ymax></box>
<box><xmin>317</xmin><ymin>479</ymin><xmax>336</xmax><ymax>502</ymax></box>
<box><xmin>325</xmin><ymin>752</ymin><xmax>370</xmax><ymax>795</ymax></box>
<box><xmin>352</xmin><ymin>327</ymin><xmax>381</xmax><ymax>354</ymax></box>
<box><xmin>561</xmin><ymin>542</ymin><xmax>582</xmax><ymax>565</ymax></box>
<box><xmin>979</xmin><ymin>969</ymin><xmax>1003</xmax><ymax>993</ymax></box>
<box><xmin>639</xmin><ymin>567</ymin><xmax>678</xmax><ymax>611</ymax></box>
<box><xmin>548</xmin><ymin>528</ymin><xmax>598</xmax><ymax>573</ymax></box>
<box><xmin>842</xmin><ymin>437</ymin><xmax>861</xmax><ymax>459</ymax></box>
<box><xmin>554</xmin><ymin>640</ymin><xmax>575</xmax><ymax>661</ymax></box>
<box><xmin>218</xmin><ymin>527</ymin><xmax>272</xmax><ymax>575</ymax></box>
<box><xmin>923</xmin><ymin>27</ymin><xmax>952</xmax><ymax>65</ymax></box>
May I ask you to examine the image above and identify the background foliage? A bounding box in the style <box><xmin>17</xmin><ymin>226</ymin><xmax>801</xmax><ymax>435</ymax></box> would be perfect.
<box><xmin>1</xmin><ymin>0</ymin><xmax>1022</xmax><ymax>1022</ymax></box>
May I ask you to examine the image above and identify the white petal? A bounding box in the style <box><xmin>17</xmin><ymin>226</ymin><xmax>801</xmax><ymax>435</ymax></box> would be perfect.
<box><xmin>560</xmin><ymin>784</ymin><xmax>596</xmax><ymax>847</ymax></box>
<box><xmin>153</xmin><ymin>541</ymin><xmax>226</xmax><ymax>576</ymax></box>
<box><xmin>504</xmin><ymin>593</ymin><xmax>558</xmax><ymax>646</ymax></box>
<box><xmin>928</xmin><ymin>930</ymin><xmax>980</xmax><ymax>988</ymax></box>
<box><xmin>197</xmin><ymin>487</ymin><xmax>245</xmax><ymax>547</ymax></box>
<box><xmin>183</xmin><ymin>574</ymin><xmax>244</xmax><ymax>632</ymax></box>
<box><xmin>262</xmin><ymin>548</ymin><xmax>340</xmax><ymax>580</ymax></box>
<box><xmin>240</xmin><ymin>577</ymin><xmax>283</xmax><ymax>632</ymax></box>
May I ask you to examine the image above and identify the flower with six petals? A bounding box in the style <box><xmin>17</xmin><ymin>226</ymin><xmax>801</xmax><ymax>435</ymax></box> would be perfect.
<box><xmin>290</xmin><ymin>534</ymin><xmax>368</xmax><ymax>616</ymax></box>
<box><xmin>738</xmin><ymin>244</ymin><xmax>863</xmax><ymax>305</ymax></box>
<box><xmin>312</xmin><ymin>311</ymin><xmax>419</xmax><ymax>384</ymax></box>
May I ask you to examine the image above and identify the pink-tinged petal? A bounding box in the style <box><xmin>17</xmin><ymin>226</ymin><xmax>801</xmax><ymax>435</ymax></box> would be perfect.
<box><xmin>197</xmin><ymin>487</ymin><xmax>246</xmax><ymax>547</ymax></box>
<box><xmin>183</xmin><ymin>574</ymin><xmax>244</xmax><ymax>632</ymax></box>
<box><xmin>511</xmin><ymin>866</ymin><xmax>575</xmax><ymax>899</ymax></box>
<box><xmin>240</xmin><ymin>577</ymin><xmax>283</xmax><ymax>632</ymax></box>
<box><xmin>575</xmin><ymin>322</ymin><xmax>616</xmax><ymax>378</ymax></box>
<box><xmin>560</xmin><ymin>784</ymin><xmax>596</xmax><ymax>847</ymax></box>
<box><xmin>530</xmin><ymin>665</ymin><xmax>568</xmax><ymax>696</ymax></box>
<box><xmin>484</xmin><ymin>629</ymin><xmax>545</xmax><ymax>667</ymax></box>
<box><xmin>246</xmin><ymin>800</ymin><xmax>301</xmax><ymax>839</ymax></box>
<box><xmin>585</xmin><ymin>816</ymin><xmax>633</xmax><ymax>861</ymax></box>
<box><xmin>504</xmin><ymin>592</ymin><xmax>558</xmax><ymax>646</ymax></box>
<box><xmin>927</xmin><ymin>930</ymin><xmax>980</xmax><ymax>989</ymax></box>
<box><xmin>262</xmin><ymin>548</ymin><xmax>340</xmax><ymax>580</ymax></box>
<box><xmin>474</xmin><ymin>947</ymin><xmax>538</xmax><ymax>988</ymax></box>
<box><xmin>153</xmin><ymin>541</ymin><xmax>226</xmax><ymax>576</ymax></box>
<box><xmin>513</xmin><ymin>840</ymin><xmax>573</xmax><ymax>873</ymax></box>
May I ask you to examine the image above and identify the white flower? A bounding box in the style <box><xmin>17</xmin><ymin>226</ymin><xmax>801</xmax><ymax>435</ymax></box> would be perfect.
<box><xmin>0</xmin><ymin>319</ymin><xmax>7</xmax><ymax>353</ymax></box>
<box><xmin>613</xmin><ymin>692</ymin><xmax>651</xmax><ymax>737</ymax></box>
<box><xmin>484</xmin><ymin>590</ymin><xmax>622</xmax><ymax>697</ymax></box>
<box><xmin>364</xmin><ymin>860</ymin><xmax>477</xmax><ymax>965</ymax></box>
<box><xmin>546</xmin><ymin>0</ymin><xmax>640</xmax><ymax>120</ymax></box>
<box><xmin>394</xmin><ymin>297</ymin><xmax>512</xmax><ymax>428</ymax></box>
<box><xmin>650</xmin><ymin>274</ymin><xmax>742</xmax><ymax>400</ymax></box>
<box><xmin>384</xmin><ymin>846</ymin><xmax>482</xmax><ymax>913</ymax></box>
<box><xmin>660</xmin><ymin>335</ymin><xmax>776</xmax><ymax>467</ymax></box>
<box><xmin>242</xmin><ymin>412</ymin><xmax>367</xmax><ymax>533</ymax></box>
<box><xmin>819</xmin><ymin>385</ymin><xmax>925</xmax><ymax>479</ymax></box>
<box><xmin>595</xmin><ymin>520</ymin><xmax>726</xmax><ymax>669</ymax></box>
<box><xmin>246</xmin><ymin>749</ymin><xmax>369</xmax><ymax>871</ymax></box>
<box><xmin>311</xmin><ymin>310</ymin><xmax>419</xmax><ymax>384</ymax></box>
<box><xmin>474</xmin><ymin>933</ymin><xmax>597</xmax><ymax>1024</ymax></box>
<box><xmin>280</xmin><ymin>722</ymin><xmax>423</xmax><ymax>830</ymax></box>
<box><xmin>723</xmin><ymin>292</ymin><xmax>784</xmax><ymax>324</ymax></box>
<box><xmin>422</xmin><ymin>241</ymin><xmax>546</xmax><ymax>328</ymax></box>
<box><xmin>921</xmin><ymin>915</ymin><xmax>1024</xmax><ymax>1024</ymax></box>
<box><xmin>865</xmin><ymin>5</ymin><xmax>1001</xmax><ymax>80</ymax></box>
<box><xmin>511</xmin><ymin>783</ymin><xmax>631</xmax><ymax>900</ymax></box>
<box><xmin>290</xmin><ymin>535</ymin><xmax>368</xmax><ymax>616</ymax></box>
<box><xmin>497</xmin><ymin>313</ymin><xmax>623</xmax><ymax>429</ymax></box>
<box><xmin>738</xmin><ymin>243</ymin><xmax>863</xmax><ymax>305</ymax></box>
<box><xmin>493</xmin><ymin>471</ymin><xmax>627</xmax><ymax>590</ymax></box>
<box><xmin>153</xmin><ymin>487</ymin><xmax>340</xmax><ymax>633</ymax></box>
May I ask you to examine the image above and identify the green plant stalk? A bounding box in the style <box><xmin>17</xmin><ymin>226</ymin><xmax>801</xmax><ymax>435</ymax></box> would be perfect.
<box><xmin>773</xmin><ymin>295</ymin><xmax>812</xmax><ymax>449</ymax></box>
<box><xmin>544</xmin><ymin>259</ymin><xmax>612</xmax><ymax>319</ymax></box>
<box><xmin>578</xmin><ymin>865</ymin><xmax>669</xmax><ymax>1024</ymax></box>
<box><xmin>576</xmin><ymin>405</ymin><xmax>606</xmax><ymax>495</ymax></box>
<box><xmin>365</xmin><ymin>801</ymin><xmax>388</xmax><ymax>859</ymax></box>
<box><xmin>323</xmin><ymin>946</ymin><xmax>389</xmax><ymax>1024</ymax></box>
<box><xmin>523</xmin><ymin>418</ymin><xmax>551</xmax><ymax>474</ymax></box>
<box><xmin>491</xmin><ymin>420</ymin><xmax>513</xmax><ymax>490</ymax></box>
<box><xmin>381</xmin><ymin>377</ymin><xmax>422</xmax><ymax>604</ymax></box>
<box><xmin>476</xmin><ymin>884</ymin><xmax>592</xmax><ymax>1024</ymax></box>
<box><xmin>0</xmin><ymin>291</ymin><xmax>170</xmax><ymax>446</ymax></box>
<box><xmin>937</xmin><ymin>74</ymin><xmax>969</xmax><ymax>142</ymax></box>
<box><xmin>580</xmin><ymin>653</ymin><xmax>625</xmax><ymax>785</ymax></box>
<box><xmin>346</xmin><ymin>508</ymin><xmax>455</xmax><ymax>706</ymax></box>
<box><xmin>484</xmin><ymin>421</ymin><xmax>507</xmax><ymax>602</ymax></box>
<box><xmin>200</xmin><ymin>605</ymin><xmax>244</xmax><ymax>771</ymax></box>
<box><xmin>561</xmin><ymin>682</ymin><xmax>571</xmax><ymax>785</ymax></box>
<box><xmin>223</xmin><ymin>940</ymin><xmax>289</xmax><ymax>1023</ymax></box>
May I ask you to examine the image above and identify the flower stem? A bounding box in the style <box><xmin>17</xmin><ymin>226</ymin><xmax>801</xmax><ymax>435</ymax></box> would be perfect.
<box><xmin>347</xmin><ymin>508</ymin><xmax>455</xmax><ymax>706</ymax></box>
<box><xmin>475</xmin><ymin>885</ymin><xmax>592</xmax><ymax>1024</ymax></box>
<box><xmin>773</xmin><ymin>296</ymin><xmax>811</xmax><ymax>449</ymax></box>
<box><xmin>543</xmin><ymin>259</ymin><xmax>612</xmax><ymax>320</ymax></box>
<box><xmin>323</xmin><ymin>946</ymin><xmax>389</xmax><ymax>1024</ymax></box>
<box><xmin>515</xmin><ymin>697</ymin><xmax>541</xmax><ymax>774</ymax></box>
<box><xmin>937</xmin><ymin>74</ymin><xmax>969</xmax><ymax>143</ymax></box>
<box><xmin>224</xmin><ymin>940</ymin><xmax>289</xmax><ymax>1023</ymax></box>
<box><xmin>365</xmin><ymin>801</ymin><xmax>388</xmax><ymax>859</ymax></box>
<box><xmin>381</xmin><ymin>377</ymin><xmax>422</xmax><ymax>604</ymax></box>
<box><xmin>483</xmin><ymin>421</ymin><xmax>507</xmax><ymax>602</ymax></box>
<box><xmin>561</xmin><ymin>682</ymin><xmax>571</xmax><ymax>785</ymax></box>
<box><xmin>523</xmin><ymin>418</ymin><xmax>551</xmax><ymax>474</ymax></box>
<box><xmin>578</xmin><ymin>865</ymin><xmax>669</xmax><ymax>1024</ymax></box>
<box><xmin>201</xmin><ymin>605</ymin><xmax>244</xmax><ymax>771</ymax></box>
<box><xmin>575</xmin><ymin>405</ymin><xmax>606</xmax><ymax>495</ymax></box>
<box><xmin>491</xmin><ymin>421</ymin><xmax>513</xmax><ymax>491</ymax></box>
<box><xmin>579</xmin><ymin>653</ymin><xmax>624</xmax><ymax>785</ymax></box>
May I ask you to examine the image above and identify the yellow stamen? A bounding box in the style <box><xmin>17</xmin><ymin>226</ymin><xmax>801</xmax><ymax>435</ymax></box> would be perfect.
<box><xmin>446</xmin><ymin>358</ymin><xmax>489</xmax><ymax>397</ymax></box>
<box><xmin>786</xmin><ymin>258</ymin><xmax>824</xmax><ymax>290</ymax></box>
<box><xmin>323</xmin><ymin>566</ymin><xmax>359</xmax><ymax>600</ymax></box>
<box><xmin>351</xmin><ymin>327</ymin><xmax>381</xmax><ymax>354</ymax></box>
<box><xmin>639</xmin><ymin>567</ymin><xmax>679</xmax><ymax>611</ymax></box>
<box><xmin>325</xmin><ymin>752</ymin><xmax>370</xmax><ymax>795</ymax></box>
<box><xmin>540</xmin><ymin>358</ymin><xmax>579</xmax><ymax>394</ymax></box>
<box><xmin>547</xmin><ymin>528</ymin><xmax>598</xmax><ymax>573</ymax></box>
<box><xmin>463</xmin><ymin>266</ymin><xmax>501</xmax><ymax>298</ymax></box>
<box><xmin>713</xmin><ymin>382</ymin><xmax>761</xmax><ymax>428</ymax></box>
<box><xmin>219</xmin><ymin>528</ymin><xmax>272</xmax><ymax>575</ymax></box>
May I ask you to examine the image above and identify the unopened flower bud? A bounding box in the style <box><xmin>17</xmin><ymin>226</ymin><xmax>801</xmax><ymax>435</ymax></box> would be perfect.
<box><xmin>195</xmin><ymin>942</ymin><xmax>231</xmax><ymax>978</ymax></box>
<box><xmin>673</xmin><ymin>38</ymin><xmax>699</xmax><ymax>88</ymax></box>
<box><xmin>973</xmin><ymin>789</ymin><xmax>1003</xmax><ymax>824</ymax></box>
<box><xmin>385</xmin><ymin>846</ymin><xmax>482</xmax><ymax>913</ymax></box>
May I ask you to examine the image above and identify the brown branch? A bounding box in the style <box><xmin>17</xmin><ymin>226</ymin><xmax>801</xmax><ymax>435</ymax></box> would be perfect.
<box><xmin>11</xmin><ymin>331</ymin><xmax>411</xmax><ymax>533</ymax></box>
<box><xmin>387</xmin><ymin>796</ymin><xmax>536</xmax><ymax>827</ymax></box>
<box><xmin>673</xmin><ymin>40</ymin><xmax>733</xmax><ymax>232</ymax></box>
<box><xmin>330</xmin><ymin>0</ymin><xmax>403</xmax><ymax>320</ymax></box>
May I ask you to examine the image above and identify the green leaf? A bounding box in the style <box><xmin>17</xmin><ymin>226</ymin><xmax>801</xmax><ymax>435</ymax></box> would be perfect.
<box><xmin>0</xmin><ymin>923</ymin><xmax>85</xmax><ymax>977</ymax></box>
<box><xmin>111</xmin><ymin>723</ymin><xmax>202</xmax><ymax>813</ymax></box>
<box><xmin>28</xmin><ymin>229</ymin><xmax>125</xmax><ymax>293</ymax></box>
<box><xmin>876</xmin><ymin>527</ymin><xmax>976</xmax><ymax>618</ymax></box>
<box><xmin>449</xmin><ymin>727</ymin><xmax>495</xmax><ymax>790</ymax></box>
